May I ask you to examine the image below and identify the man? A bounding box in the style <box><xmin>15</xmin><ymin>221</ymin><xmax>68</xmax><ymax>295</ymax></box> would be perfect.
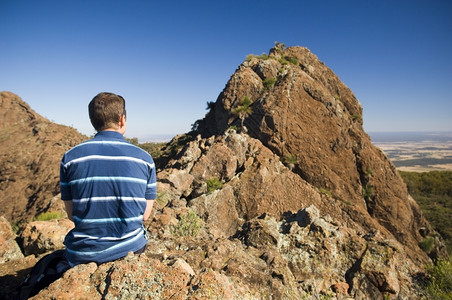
<box><xmin>60</xmin><ymin>92</ymin><xmax>156</xmax><ymax>267</ymax></box>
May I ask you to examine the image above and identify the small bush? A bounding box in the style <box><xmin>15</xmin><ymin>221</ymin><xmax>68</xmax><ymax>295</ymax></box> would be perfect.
<box><xmin>283</xmin><ymin>154</ymin><xmax>298</xmax><ymax>170</ymax></box>
<box><xmin>263</xmin><ymin>77</ymin><xmax>277</xmax><ymax>90</ymax></box>
<box><xmin>281</xmin><ymin>55</ymin><xmax>298</xmax><ymax>65</ymax></box>
<box><xmin>278</xmin><ymin>57</ymin><xmax>289</xmax><ymax>65</ymax></box>
<box><xmin>363</xmin><ymin>184</ymin><xmax>374</xmax><ymax>199</ymax></box>
<box><xmin>424</xmin><ymin>257</ymin><xmax>452</xmax><ymax>299</ymax></box>
<box><xmin>171</xmin><ymin>210</ymin><xmax>201</xmax><ymax>237</ymax></box>
<box><xmin>206</xmin><ymin>177</ymin><xmax>223</xmax><ymax>194</ymax></box>
<box><xmin>34</xmin><ymin>211</ymin><xmax>64</xmax><ymax>221</ymax></box>
<box><xmin>206</xmin><ymin>101</ymin><xmax>215</xmax><ymax>111</ymax></box>
<box><xmin>419</xmin><ymin>236</ymin><xmax>436</xmax><ymax>254</ymax></box>
<box><xmin>234</xmin><ymin>97</ymin><xmax>253</xmax><ymax>118</ymax></box>
<box><xmin>352</xmin><ymin>114</ymin><xmax>361</xmax><ymax>121</ymax></box>
<box><xmin>246</xmin><ymin>54</ymin><xmax>255</xmax><ymax>62</ymax></box>
<box><xmin>257</xmin><ymin>53</ymin><xmax>270</xmax><ymax>60</ymax></box>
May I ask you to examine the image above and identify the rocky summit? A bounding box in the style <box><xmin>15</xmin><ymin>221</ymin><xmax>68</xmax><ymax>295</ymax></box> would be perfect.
<box><xmin>0</xmin><ymin>45</ymin><xmax>448</xmax><ymax>299</ymax></box>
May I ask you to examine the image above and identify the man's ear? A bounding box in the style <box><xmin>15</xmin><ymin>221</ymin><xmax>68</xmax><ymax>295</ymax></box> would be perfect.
<box><xmin>120</xmin><ymin>114</ymin><xmax>126</xmax><ymax>127</ymax></box>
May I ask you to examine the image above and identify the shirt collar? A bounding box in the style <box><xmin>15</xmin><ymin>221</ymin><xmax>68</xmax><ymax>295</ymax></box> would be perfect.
<box><xmin>94</xmin><ymin>130</ymin><xmax>125</xmax><ymax>140</ymax></box>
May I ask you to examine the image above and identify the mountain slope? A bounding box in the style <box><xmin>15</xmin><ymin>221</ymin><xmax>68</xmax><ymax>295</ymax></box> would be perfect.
<box><xmin>0</xmin><ymin>91</ymin><xmax>86</xmax><ymax>224</ymax></box>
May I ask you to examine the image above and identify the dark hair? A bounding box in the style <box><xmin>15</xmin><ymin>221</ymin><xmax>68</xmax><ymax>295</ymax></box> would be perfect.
<box><xmin>88</xmin><ymin>92</ymin><xmax>126</xmax><ymax>132</ymax></box>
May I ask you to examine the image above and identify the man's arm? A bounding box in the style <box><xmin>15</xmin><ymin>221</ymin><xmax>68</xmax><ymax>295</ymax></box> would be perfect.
<box><xmin>143</xmin><ymin>199</ymin><xmax>155</xmax><ymax>221</ymax></box>
<box><xmin>64</xmin><ymin>200</ymin><xmax>73</xmax><ymax>222</ymax></box>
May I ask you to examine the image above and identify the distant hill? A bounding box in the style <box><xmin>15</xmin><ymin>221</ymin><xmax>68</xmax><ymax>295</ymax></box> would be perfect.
<box><xmin>369</xmin><ymin>131</ymin><xmax>452</xmax><ymax>143</ymax></box>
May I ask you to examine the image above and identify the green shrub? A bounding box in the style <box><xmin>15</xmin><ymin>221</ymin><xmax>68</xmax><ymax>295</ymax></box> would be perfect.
<box><xmin>257</xmin><ymin>53</ymin><xmax>270</xmax><ymax>60</ymax></box>
<box><xmin>280</xmin><ymin>55</ymin><xmax>298</xmax><ymax>65</ymax></box>
<box><xmin>283</xmin><ymin>154</ymin><xmax>298</xmax><ymax>170</ymax></box>
<box><xmin>34</xmin><ymin>211</ymin><xmax>64</xmax><ymax>221</ymax></box>
<box><xmin>419</xmin><ymin>236</ymin><xmax>436</xmax><ymax>254</ymax></box>
<box><xmin>263</xmin><ymin>77</ymin><xmax>277</xmax><ymax>90</ymax></box>
<box><xmin>171</xmin><ymin>210</ymin><xmax>201</xmax><ymax>237</ymax></box>
<box><xmin>352</xmin><ymin>114</ymin><xmax>361</xmax><ymax>121</ymax></box>
<box><xmin>278</xmin><ymin>57</ymin><xmax>289</xmax><ymax>65</ymax></box>
<box><xmin>246</xmin><ymin>54</ymin><xmax>255</xmax><ymax>62</ymax></box>
<box><xmin>424</xmin><ymin>257</ymin><xmax>452</xmax><ymax>299</ymax></box>
<box><xmin>284</xmin><ymin>154</ymin><xmax>297</xmax><ymax>164</ymax></box>
<box><xmin>206</xmin><ymin>177</ymin><xmax>223</xmax><ymax>194</ymax></box>
<box><xmin>363</xmin><ymin>183</ymin><xmax>374</xmax><ymax>199</ymax></box>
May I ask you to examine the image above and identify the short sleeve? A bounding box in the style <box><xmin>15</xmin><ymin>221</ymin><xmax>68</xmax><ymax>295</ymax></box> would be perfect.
<box><xmin>60</xmin><ymin>156</ymin><xmax>72</xmax><ymax>201</ymax></box>
<box><xmin>145</xmin><ymin>159</ymin><xmax>157</xmax><ymax>200</ymax></box>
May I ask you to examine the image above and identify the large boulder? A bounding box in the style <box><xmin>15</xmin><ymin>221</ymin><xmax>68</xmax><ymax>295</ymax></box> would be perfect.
<box><xmin>0</xmin><ymin>216</ymin><xmax>23</xmax><ymax>263</ymax></box>
<box><xmin>17</xmin><ymin>218</ymin><xmax>74</xmax><ymax>256</ymax></box>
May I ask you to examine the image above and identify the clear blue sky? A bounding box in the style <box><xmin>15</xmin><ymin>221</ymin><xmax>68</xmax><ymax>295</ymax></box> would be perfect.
<box><xmin>1</xmin><ymin>0</ymin><xmax>451</xmax><ymax>141</ymax></box>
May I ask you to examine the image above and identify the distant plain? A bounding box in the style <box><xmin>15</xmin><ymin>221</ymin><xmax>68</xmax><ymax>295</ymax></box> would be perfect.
<box><xmin>370</xmin><ymin>132</ymin><xmax>452</xmax><ymax>172</ymax></box>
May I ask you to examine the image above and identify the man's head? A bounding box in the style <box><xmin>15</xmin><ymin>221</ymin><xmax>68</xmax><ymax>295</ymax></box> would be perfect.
<box><xmin>89</xmin><ymin>92</ymin><xmax>127</xmax><ymax>133</ymax></box>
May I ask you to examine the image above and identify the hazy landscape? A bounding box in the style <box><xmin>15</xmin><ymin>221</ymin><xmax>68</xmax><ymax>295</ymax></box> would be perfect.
<box><xmin>370</xmin><ymin>131</ymin><xmax>452</xmax><ymax>172</ymax></box>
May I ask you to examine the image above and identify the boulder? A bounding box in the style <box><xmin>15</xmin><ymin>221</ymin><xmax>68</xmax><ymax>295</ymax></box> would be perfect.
<box><xmin>0</xmin><ymin>216</ymin><xmax>24</xmax><ymax>263</ymax></box>
<box><xmin>17</xmin><ymin>219</ymin><xmax>74</xmax><ymax>256</ymax></box>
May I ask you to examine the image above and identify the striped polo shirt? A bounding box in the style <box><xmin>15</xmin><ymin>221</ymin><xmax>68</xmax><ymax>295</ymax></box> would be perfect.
<box><xmin>60</xmin><ymin>131</ymin><xmax>156</xmax><ymax>266</ymax></box>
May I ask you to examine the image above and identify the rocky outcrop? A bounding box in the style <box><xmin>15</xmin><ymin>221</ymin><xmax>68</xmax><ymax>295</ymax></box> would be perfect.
<box><xmin>150</xmin><ymin>130</ymin><xmax>430</xmax><ymax>298</ymax></box>
<box><xmin>0</xmin><ymin>91</ymin><xmax>86</xmax><ymax>224</ymax></box>
<box><xmin>196</xmin><ymin>45</ymin><xmax>444</xmax><ymax>261</ymax></box>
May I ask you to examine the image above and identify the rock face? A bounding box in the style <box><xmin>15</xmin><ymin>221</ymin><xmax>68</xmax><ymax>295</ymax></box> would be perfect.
<box><xmin>0</xmin><ymin>46</ymin><xmax>448</xmax><ymax>299</ymax></box>
<box><xmin>0</xmin><ymin>91</ymin><xmax>86</xmax><ymax>224</ymax></box>
<box><xmin>196</xmin><ymin>45</ymin><xmax>444</xmax><ymax>261</ymax></box>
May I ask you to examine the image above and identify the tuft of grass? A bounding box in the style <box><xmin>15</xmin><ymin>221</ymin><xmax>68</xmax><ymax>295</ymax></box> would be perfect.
<box><xmin>352</xmin><ymin>114</ymin><xmax>362</xmax><ymax>122</ymax></box>
<box><xmin>206</xmin><ymin>177</ymin><xmax>223</xmax><ymax>194</ymax></box>
<box><xmin>34</xmin><ymin>211</ymin><xmax>64</xmax><ymax>221</ymax></box>
<box><xmin>319</xmin><ymin>188</ymin><xmax>332</xmax><ymax>198</ymax></box>
<box><xmin>171</xmin><ymin>210</ymin><xmax>201</xmax><ymax>237</ymax></box>
<box><xmin>283</xmin><ymin>154</ymin><xmax>298</xmax><ymax>170</ymax></box>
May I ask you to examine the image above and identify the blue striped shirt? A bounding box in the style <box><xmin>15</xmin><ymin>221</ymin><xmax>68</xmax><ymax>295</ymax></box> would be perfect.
<box><xmin>60</xmin><ymin>131</ymin><xmax>156</xmax><ymax>266</ymax></box>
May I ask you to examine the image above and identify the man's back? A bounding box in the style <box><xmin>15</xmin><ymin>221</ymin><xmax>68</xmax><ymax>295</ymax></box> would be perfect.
<box><xmin>60</xmin><ymin>131</ymin><xmax>156</xmax><ymax>266</ymax></box>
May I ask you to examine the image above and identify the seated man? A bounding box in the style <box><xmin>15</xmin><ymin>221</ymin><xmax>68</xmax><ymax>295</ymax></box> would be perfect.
<box><xmin>60</xmin><ymin>92</ymin><xmax>156</xmax><ymax>266</ymax></box>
